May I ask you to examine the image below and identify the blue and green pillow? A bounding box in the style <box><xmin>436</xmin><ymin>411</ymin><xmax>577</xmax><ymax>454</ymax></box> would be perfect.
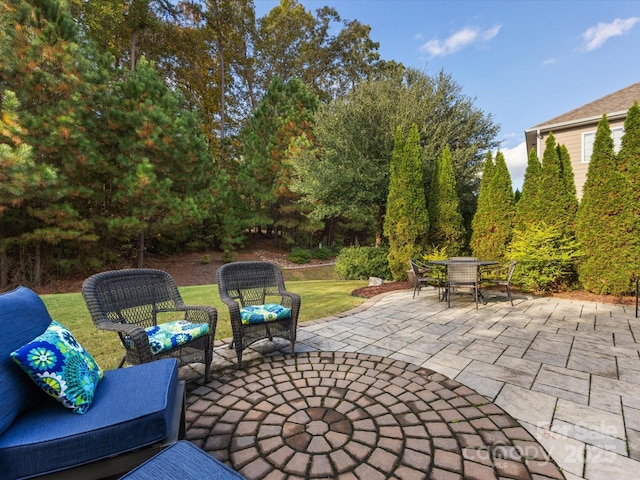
<box><xmin>10</xmin><ymin>321</ymin><xmax>103</xmax><ymax>414</ymax></box>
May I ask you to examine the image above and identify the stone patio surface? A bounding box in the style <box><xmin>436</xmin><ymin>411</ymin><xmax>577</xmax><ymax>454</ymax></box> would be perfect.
<box><xmin>183</xmin><ymin>287</ymin><xmax>640</xmax><ymax>480</ymax></box>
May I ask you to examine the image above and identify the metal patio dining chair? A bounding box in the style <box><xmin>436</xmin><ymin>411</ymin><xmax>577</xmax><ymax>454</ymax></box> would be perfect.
<box><xmin>216</xmin><ymin>261</ymin><xmax>300</xmax><ymax>369</ymax></box>
<box><xmin>445</xmin><ymin>261</ymin><xmax>480</xmax><ymax>309</ymax></box>
<box><xmin>82</xmin><ymin>268</ymin><xmax>217</xmax><ymax>382</ymax></box>
<box><xmin>481</xmin><ymin>260</ymin><xmax>518</xmax><ymax>306</ymax></box>
<box><xmin>410</xmin><ymin>259</ymin><xmax>444</xmax><ymax>300</ymax></box>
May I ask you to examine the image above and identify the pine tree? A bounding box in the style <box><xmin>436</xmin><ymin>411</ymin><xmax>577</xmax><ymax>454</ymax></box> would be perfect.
<box><xmin>91</xmin><ymin>57</ymin><xmax>215</xmax><ymax>266</ymax></box>
<box><xmin>384</xmin><ymin>124</ymin><xmax>429</xmax><ymax>280</ymax></box>
<box><xmin>240</xmin><ymin>75</ymin><xmax>319</xmax><ymax>246</ymax></box>
<box><xmin>471</xmin><ymin>151</ymin><xmax>515</xmax><ymax>261</ymax></box>
<box><xmin>428</xmin><ymin>145</ymin><xmax>465</xmax><ymax>255</ymax></box>
<box><xmin>576</xmin><ymin>115</ymin><xmax>636</xmax><ymax>295</ymax></box>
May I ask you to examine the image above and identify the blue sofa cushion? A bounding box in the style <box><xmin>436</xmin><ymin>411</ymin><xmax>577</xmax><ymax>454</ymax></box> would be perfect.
<box><xmin>11</xmin><ymin>320</ymin><xmax>103</xmax><ymax>414</ymax></box>
<box><xmin>119</xmin><ymin>440</ymin><xmax>246</xmax><ymax>480</ymax></box>
<box><xmin>0</xmin><ymin>287</ymin><xmax>51</xmax><ymax>436</ymax></box>
<box><xmin>0</xmin><ymin>358</ymin><xmax>179</xmax><ymax>479</ymax></box>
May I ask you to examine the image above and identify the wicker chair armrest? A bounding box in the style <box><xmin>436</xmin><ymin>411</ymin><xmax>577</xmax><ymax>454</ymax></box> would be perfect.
<box><xmin>179</xmin><ymin>305</ymin><xmax>218</xmax><ymax>332</ymax></box>
<box><xmin>95</xmin><ymin>321</ymin><xmax>153</xmax><ymax>362</ymax></box>
<box><xmin>278</xmin><ymin>292</ymin><xmax>301</xmax><ymax>319</ymax></box>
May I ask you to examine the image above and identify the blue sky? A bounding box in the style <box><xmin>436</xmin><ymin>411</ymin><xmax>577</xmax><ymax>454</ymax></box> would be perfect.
<box><xmin>255</xmin><ymin>0</ymin><xmax>640</xmax><ymax>189</ymax></box>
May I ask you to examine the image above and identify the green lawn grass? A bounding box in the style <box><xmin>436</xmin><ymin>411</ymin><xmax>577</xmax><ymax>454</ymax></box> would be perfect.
<box><xmin>41</xmin><ymin>277</ymin><xmax>368</xmax><ymax>370</ymax></box>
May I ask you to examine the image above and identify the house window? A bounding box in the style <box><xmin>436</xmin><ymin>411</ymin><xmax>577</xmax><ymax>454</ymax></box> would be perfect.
<box><xmin>582</xmin><ymin>127</ymin><xmax>624</xmax><ymax>163</ymax></box>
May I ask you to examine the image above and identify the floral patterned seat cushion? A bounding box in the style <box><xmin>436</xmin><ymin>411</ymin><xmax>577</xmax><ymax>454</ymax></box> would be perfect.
<box><xmin>240</xmin><ymin>304</ymin><xmax>291</xmax><ymax>325</ymax></box>
<box><xmin>10</xmin><ymin>321</ymin><xmax>103</xmax><ymax>414</ymax></box>
<box><xmin>143</xmin><ymin>321</ymin><xmax>210</xmax><ymax>355</ymax></box>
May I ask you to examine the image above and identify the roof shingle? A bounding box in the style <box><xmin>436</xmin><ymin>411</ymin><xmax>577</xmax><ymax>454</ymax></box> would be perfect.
<box><xmin>530</xmin><ymin>82</ymin><xmax>640</xmax><ymax>129</ymax></box>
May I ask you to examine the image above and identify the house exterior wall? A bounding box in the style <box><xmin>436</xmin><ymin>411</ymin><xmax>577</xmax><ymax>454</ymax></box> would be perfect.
<box><xmin>537</xmin><ymin>117</ymin><xmax>626</xmax><ymax>199</ymax></box>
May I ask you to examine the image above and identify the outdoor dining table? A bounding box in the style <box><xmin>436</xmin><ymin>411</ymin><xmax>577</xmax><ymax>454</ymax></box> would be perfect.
<box><xmin>429</xmin><ymin>258</ymin><xmax>498</xmax><ymax>304</ymax></box>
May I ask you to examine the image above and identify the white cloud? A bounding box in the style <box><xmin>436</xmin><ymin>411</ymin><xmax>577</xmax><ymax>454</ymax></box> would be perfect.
<box><xmin>420</xmin><ymin>25</ymin><xmax>501</xmax><ymax>57</ymax></box>
<box><xmin>583</xmin><ymin>17</ymin><xmax>639</xmax><ymax>51</ymax></box>
<box><xmin>500</xmin><ymin>141</ymin><xmax>528</xmax><ymax>191</ymax></box>
<box><xmin>542</xmin><ymin>58</ymin><xmax>556</xmax><ymax>66</ymax></box>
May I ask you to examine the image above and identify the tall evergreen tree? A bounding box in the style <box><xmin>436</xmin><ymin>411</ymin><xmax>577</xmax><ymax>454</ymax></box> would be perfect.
<box><xmin>240</xmin><ymin>76</ymin><xmax>319</xmax><ymax>247</ymax></box>
<box><xmin>537</xmin><ymin>134</ymin><xmax>577</xmax><ymax>234</ymax></box>
<box><xmin>617</xmin><ymin>101</ymin><xmax>640</xmax><ymax>281</ymax></box>
<box><xmin>384</xmin><ymin>124</ymin><xmax>429</xmax><ymax>280</ymax></box>
<box><xmin>514</xmin><ymin>148</ymin><xmax>542</xmax><ymax>229</ymax></box>
<box><xmin>428</xmin><ymin>145</ymin><xmax>465</xmax><ymax>254</ymax></box>
<box><xmin>471</xmin><ymin>151</ymin><xmax>515</xmax><ymax>261</ymax></box>
<box><xmin>0</xmin><ymin>0</ymin><xmax>101</xmax><ymax>284</ymax></box>
<box><xmin>576</xmin><ymin>115</ymin><xmax>636</xmax><ymax>295</ymax></box>
<box><xmin>470</xmin><ymin>152</ymin><xmax>494</xmax><ymax>257</ymax></box>
<box><xmin>556</xmin><ymin>143</ymin><xmax>578</xmax><ymax>233</ymax></box>
<box><xmin>90</xmin><ymin>57</ymin><xmax>216</xmax><ymax>266</ymax></box>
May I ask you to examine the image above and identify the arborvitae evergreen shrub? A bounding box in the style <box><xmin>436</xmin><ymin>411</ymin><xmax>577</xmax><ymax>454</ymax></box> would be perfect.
<box><xmin>576</xmin><ymin>115</ymin><xmax>636</xmax><ymax>295</ymax></box>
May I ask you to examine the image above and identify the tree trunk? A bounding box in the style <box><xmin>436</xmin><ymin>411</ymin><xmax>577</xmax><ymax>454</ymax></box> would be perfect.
<box><xmin>0</xmin><ymin>239</ymin><xmax>7</xmax><ymax>289</ymax></box>
<box><xmin>34</xmin><ymin>242</ymin><xmax>42</xmax><ymax>287</ymax></box>
<box><xmin>137</xmin><ymin>231</ymin><xmax>145</xmax><ymax>268</ymax></box>
<box><xmin>375</xmin><ymin>206</ymin><xmax>385</xmax><ymax>247</ymax></box>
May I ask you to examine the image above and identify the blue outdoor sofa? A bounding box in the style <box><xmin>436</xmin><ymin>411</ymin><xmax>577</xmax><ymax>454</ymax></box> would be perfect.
<box><xmin>0</xmin><ymin>286</ymin><xmax>186</xmax><ymax>480</ymax></box>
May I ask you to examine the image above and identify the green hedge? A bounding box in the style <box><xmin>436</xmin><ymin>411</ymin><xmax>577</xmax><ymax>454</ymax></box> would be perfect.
<box><xmin>334</xmin><ymin>246</ymin><xmax>392</xmax><ymax>280</ymax></box>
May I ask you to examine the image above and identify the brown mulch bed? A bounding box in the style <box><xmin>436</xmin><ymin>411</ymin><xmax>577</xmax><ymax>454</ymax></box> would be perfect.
<box><xmin>351</xmin><ymin>281</ymin><xmax>412</xmax><ymax>298</ymax></box>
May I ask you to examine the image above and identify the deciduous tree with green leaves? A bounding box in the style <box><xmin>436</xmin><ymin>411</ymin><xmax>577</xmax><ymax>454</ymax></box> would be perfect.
<box><xmin>291</xmin><ymin>67</ymin><xmax>499</xmax><ymax>247</ymax></box>
<box><xmin>384</xmin><ymin>124</ymin><xmax>429</xmax><ymax>280</ymax></box>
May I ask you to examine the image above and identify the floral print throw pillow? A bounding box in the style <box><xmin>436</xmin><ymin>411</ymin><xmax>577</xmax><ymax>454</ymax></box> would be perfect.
<box><xmin>10</xmin><ymin>321</ymin><xmax>103</xmax><ymax>414</ymax></box>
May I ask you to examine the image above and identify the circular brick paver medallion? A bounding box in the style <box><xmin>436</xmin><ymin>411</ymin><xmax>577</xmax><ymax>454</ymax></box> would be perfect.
<box><xmin>186</xmin><ymin>352</ymin><xmax>564</xmax><ymax>480</ymax></box>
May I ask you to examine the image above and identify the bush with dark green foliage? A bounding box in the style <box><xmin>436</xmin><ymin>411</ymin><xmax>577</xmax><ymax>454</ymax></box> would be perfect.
<box><xmin>334</xmin><ymin>246</ymin><xmax>392</xmax><ymax>280</ymax></box>
<box><xmin>287</xmin><ymin>247</ymin><xmax>313</xmax><ymax>264</ymax></box>
<box><xmin>508</xmin><ymin>223</ymin><xmax>580</xmax><ymax>293</ymax></box>
<box><xmin>312</xmin><ymin>247</ymin><xmax>333</xmax><ymax>260</ymax></box>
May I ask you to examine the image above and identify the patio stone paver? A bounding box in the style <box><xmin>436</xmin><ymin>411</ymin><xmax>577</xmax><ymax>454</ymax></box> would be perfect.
<box><xmin>185</xmin><ymin>352</ymin><xmax>563</xmax><ymax>479</ymax></box>
<box><xmin>182</xmin><ymin>285</ymin><xmax>640</xmax><ymax>479</ymax></box>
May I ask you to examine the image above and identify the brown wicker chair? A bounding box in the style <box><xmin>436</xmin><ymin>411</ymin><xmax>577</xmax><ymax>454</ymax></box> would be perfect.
<box><xmin>216</xmin><ymin>261</ymin><xmax>300</xmax><ymax>369</ymax></box>
<box><xmin>82</xmin><ymin>268</ymin><xmax>216</xmax><ymax>382</ymax></box>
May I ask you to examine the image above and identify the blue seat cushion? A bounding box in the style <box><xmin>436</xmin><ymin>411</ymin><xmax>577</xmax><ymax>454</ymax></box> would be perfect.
<box><xmin>0</xmin><ymin>358</ymin><xmax>179</xmax><ymax>479</ymax></box>
<box><xmin>144</xmin><ymin>321</ymin><xmax>210</xmax><ymax>355</ymax></box>
<box><xmin>119</xmin><ymin>440</ymin><xmax>246</xmax><ymax>480</ymax></box>
<box><xmin>240</xmin><ymin>304</ymin><xmax>291</xmax><ymax>325</ymax></box>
